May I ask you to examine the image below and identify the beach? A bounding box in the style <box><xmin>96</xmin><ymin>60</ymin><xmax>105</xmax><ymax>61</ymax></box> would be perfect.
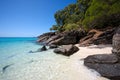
<box><xmin>0</xmin><ymin>37</ymin><xmax>112</xmax><ymax>80</ymax></box>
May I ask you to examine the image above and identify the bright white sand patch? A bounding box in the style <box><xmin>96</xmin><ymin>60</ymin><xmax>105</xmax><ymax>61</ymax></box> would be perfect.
<box><xmin>0</xmin><ymin>45</ymin><xmax>112</xmax><ymax>80</ymax></box>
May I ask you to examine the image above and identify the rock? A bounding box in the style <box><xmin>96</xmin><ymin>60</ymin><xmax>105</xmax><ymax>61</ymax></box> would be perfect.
<box><xmin>54</xmin><ymin>45</ymin><xmax>79</xmax><ymax>56</ymax></box>
<box><xmin>49</xmin><ymin>45</ymin><xmax>58</xmax><ymax>49</ymax></box>
<box><xmin>85</xmin><ymin>63</ymin><xmax>120</xmax><ymax>80</ymax></box>
<box><xmin>28</xmin><ymin>50</ymin><xmax>34</xmax><ymax>53</ymax></box>
<box><xmin>84</xmin><ymin>54</ymin><xmax>118</xmax><ymax>64</ymax></box>
<box><xmin>79</xmin><ymin>28</ymin><xmax>116</xmax><ymax>46</ymax></box>
<box><xmin>84</xmin><ymin>54</ymin><xmax>120</xmax><ymax>80</ymax></box>
<box><xmin>2</xmin><ymin>64</ymin><xmax>14</xmax><ymax>73</ymax></box>
<box><xmin>94</xmin><ymin>27</ymin><xmax>116</xmax><ymax>45</ymax></box>
<box><xmin>37</xmin><ymin>32</ymin><xmax>55</xmax><ymax>39</ymax></box>
<box><xmin>112</xmin><ymin>27</ymin><xmax>120</xmax><ymax>57</ymax></box>
<box><xmin>37</xmin><ymin>30</ymin><xmax>86</xmax><ymax>46</ymax></box>
<box><xmin>46</xmin><ymin>34</ymin><xmax>62</xmax><ymax>44</ymax></box>
<box><xmin>37</xmin><ymin>32</ymin><xmax>55</xmax><ymax>43</ymax></box>
<box><xmin>49</xmin><ymin>30</ymin><xmax>86</xmax><ymax>45</ymax></box>
<box><xmin>37</xmin><ymin>45</ymin><xmax>47</xmax><ymax>52</ymax></box>
<box><xmin>54</xmin><ymin>48</ymin><xmax>66</xmax><ymax>54</ymax></box>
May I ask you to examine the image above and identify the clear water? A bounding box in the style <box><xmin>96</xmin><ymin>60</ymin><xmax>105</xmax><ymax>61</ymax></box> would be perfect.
<box><xmin>0</xmin><ymin>37</ymin><xmax>109</xmax><ymax>80</ymax></box>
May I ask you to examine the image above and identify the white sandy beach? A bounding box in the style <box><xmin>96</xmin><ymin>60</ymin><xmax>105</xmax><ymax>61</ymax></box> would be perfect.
<box><xmin>0</xmin><ymin>44</ymin><xmax>112</xmax><ymax>80</ymax></box>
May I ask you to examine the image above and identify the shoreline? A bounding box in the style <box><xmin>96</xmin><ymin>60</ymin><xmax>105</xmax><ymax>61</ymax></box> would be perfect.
<box><xmin>0</xmin><ymin>40</ymin><xmax>112</xmax><ymax>80</ymax></box>
<box><xmin>69</xmin><ymin>44</ymin><xmax>112</xmax><ymax>80</ymax></box>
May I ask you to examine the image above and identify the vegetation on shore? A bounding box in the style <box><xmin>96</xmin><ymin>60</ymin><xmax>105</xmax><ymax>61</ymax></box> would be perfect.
<box><xmin>50</xmin><ymin>0</ymin><xmax>120</xmax><ymax>32</ymax></box>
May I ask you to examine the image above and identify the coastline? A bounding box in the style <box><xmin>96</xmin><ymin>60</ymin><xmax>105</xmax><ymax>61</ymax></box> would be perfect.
<box><xmin>0</xmin><ymin>38</ymin><xmax>111</xmax><ymax>80</ymax></box>
<box><xmin>36</xmin><ymin>27</ymin><xmax>119</xmax><ymax>80</ymax></box>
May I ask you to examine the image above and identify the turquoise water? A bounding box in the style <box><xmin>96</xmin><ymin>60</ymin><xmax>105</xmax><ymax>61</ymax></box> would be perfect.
<box><xmin>0</xmin><ymin>37</ymin><xmax>108</xmax><ymax>80</ymax></box>
<box><xmin>0</xmin><ymin>37</ymin><xmax>38</xmax><ymax>61</ymax></box>
<box><xmin>0</xmin><ymin>37</ymin><xmax>70</xmax><ymax>80</ymax></box>
<box><xmin>0</xmin><ymin>37</ymin><xmax>44</xmax><ymax>79</ymax></box>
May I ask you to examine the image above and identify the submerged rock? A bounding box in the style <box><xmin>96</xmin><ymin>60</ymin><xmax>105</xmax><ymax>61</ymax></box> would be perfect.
<box><xmin>37</xmin><ymin>45</ymin><xmax>47</xmax><ymax>52</ymax></box>
<box><xmin>28</xmin><ymin>50</ymin><xmax>34</xmax><ymax>53</ymax></box>
<box><xmin>2</xmin><ymin>64</ymin><xmax>13</xmax><ymax>73</ymax></box>
<box><xmin>54</xmin><ymin>45</ymin><xmax>79</xmax><ymax>56</ymax></box>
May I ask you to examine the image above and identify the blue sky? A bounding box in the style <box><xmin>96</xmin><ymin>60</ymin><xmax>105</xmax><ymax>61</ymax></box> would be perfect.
<box><xmin>0</xmin><ymin>0</ymin><xmax>76</xmax><ymax>37</ymax></box>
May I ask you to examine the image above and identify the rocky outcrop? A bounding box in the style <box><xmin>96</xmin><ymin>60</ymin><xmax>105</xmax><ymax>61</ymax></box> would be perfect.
<box><xmin>112</xmin><ymin>27</ymin><xmax>120</xmax><ymax>57</ymax></box>
<box><xmin>79</xmin><ymin>27</ymin><xmax>116</xmax><ymax>46</ymax></box>
<box><xmin>37</xmin><ymin>27</ymin><xmax>117</xmax><ymax>47</ymax></box>
<box><xmin>49</xmin><ymin>45</ymin><xmax>58</xmax><ymax>49</ymax></box>
<box><xmin>54</xmin><ymin>45</ymin><xmax>79</xmax><ymax>56</ymax></box>
<box><xmin>37</xmin><ymin>30</ymin><xmax>86</xmax><ymax>45</ymax></box>
<box><xmin>37</xmin><ymin>32</ymin><xmax>55</xmax><ymax>43</ymax></box>
<box><xmin>84</xmin><ymin>27</ymin><xmax>120</xmax><ymax>80</ymax></box>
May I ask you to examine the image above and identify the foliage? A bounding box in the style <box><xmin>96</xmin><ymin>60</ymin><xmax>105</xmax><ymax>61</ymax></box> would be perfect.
<box><xmin>50</xmin><ymin>0</ymin><xmax>120</xmax><ymax>31</ymax></box>
<box><xmin>82</xmin><ymin>0</ymin><xmax>120</xmax><ymax>29</ymax></box>
<box><xmin>64</xmin><ymin>23</ymin><xmax>79</xmax><ymax>31</ymax></box>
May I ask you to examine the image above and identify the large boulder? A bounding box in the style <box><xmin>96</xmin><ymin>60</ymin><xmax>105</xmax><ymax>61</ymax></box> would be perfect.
<box><xmin>112</xmin><ymin>27</ymin><xmax>120</xmax><ymax>57</ymax></box>
<box><xmin>84</xmin><ymin>54</ymin><xmax>120</xmax><ymax>80</ymax></box>
<box><xmin>84</xmin><ymin>54</ymin><xmax>118</xmax><ymax>64</ymax></box>
<box><xmin>54</xmin><ymin>45</ymin><xmax>79</xmax><ymax>56</ymax></box>
<box><xmin>85</xmin><ymin>63</ymin><xmax>120</xmax><ymax>80</ymax></box>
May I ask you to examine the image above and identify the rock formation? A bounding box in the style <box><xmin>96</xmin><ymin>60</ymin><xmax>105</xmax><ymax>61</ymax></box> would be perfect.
<box><xmin>84</xmin><ymin>27</ymin><xmax>120</xmax><ymax>80</ymax></box>
<box><xmin>79</xmin><ymin>27</ymin><xmax>116</xmax><ymax>46</ymax></box>
<box><xmin>54</xmin><ymin>45</ymin><xmax>79</xmax><ymax>56</ymax></box>
<box><xmin>37</xmin><ymin>30</ymin><xmax>86</xmax><ymax>45</ymax></box>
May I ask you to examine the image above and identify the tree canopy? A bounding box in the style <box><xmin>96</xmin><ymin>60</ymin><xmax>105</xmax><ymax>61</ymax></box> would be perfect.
<box><xmin>50</xmin><ymin>0</ymin><xmax>120</xmax><ymax>32</ymax></box>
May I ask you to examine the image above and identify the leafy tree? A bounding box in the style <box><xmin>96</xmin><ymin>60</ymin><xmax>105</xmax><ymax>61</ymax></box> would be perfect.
<box><xmin>82</xmin><ymin>0</ymin><xmax>120</xmax><ymax>30</ymax></box>
<box><xmin>51</xmin><ymin>0</ymin><xmax>120</xmax><ymax>31</ymax></box>
<box><xmin>64</xmin><ymin>23</ymin><xmax>79</xmax><ymax>31</ymax></box>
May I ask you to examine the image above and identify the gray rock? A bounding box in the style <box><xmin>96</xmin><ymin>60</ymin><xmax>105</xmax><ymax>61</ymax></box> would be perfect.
<box><xmin>54</xmin><ymin>45</ymin><xmax>79</xmax><ymax>56</ymax></box>
<box><xmin>85</xmin><ymin>63</ymin><xmax>120</xmax><ymax>80</ymax></box>
<box><xmin>112</xmin><ymin>27</ymin><xmax>120</xmax><ymax>57</ymax></box>
<box><xmin>28</xmin><ymin>50</ymin><xmax>34</xmax><ymax>53</ymax></box>
<box><xmin>54</xmin><ymin>48</ymin><xmax>66</xmax><ymax>54</ymax></box>
<box><xmin>37</xmin><ymin>32</ymin><xmax>55</xmax><ymax>43</ymax></box>
<box><xmin>2</xmin><ymin>64</ymin><xmax>14</xmax><ymax>73</ymax></box>
<box><xmin>84</xmin><ymin>54</ymin><xmax>118</xmax><ymax>64</ymax></box>
<box><xmin>49</xmin><ymin>30</ymin><xmax>86</xmax><ymax>45</ymax></box>
<box><xmin>84</xmin><ymin>54</ymin><xmax>120</xmax><ymax>80</ymax></box>
<box><xmin>49</xmin><ymin>45</ymin><xmax>58</xmax><ymax>49</ymax></box>
<box><xmin>37</xmin><ymin>45</ymin><xmax>47</xmax><ymax>52</ymax></box>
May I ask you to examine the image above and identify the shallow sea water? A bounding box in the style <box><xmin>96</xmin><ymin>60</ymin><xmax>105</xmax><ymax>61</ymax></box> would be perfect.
<box><xmin>0</xmin><ymin>37</ymin><xmax>109</xmax><ymax>80</ymax></box>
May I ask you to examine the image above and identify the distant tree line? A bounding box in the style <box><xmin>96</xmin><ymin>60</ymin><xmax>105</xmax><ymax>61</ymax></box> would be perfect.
<box><xmin>50</xmin><ymin>0</ymin><xmax>120</xmax><ymax>32</ymax></box>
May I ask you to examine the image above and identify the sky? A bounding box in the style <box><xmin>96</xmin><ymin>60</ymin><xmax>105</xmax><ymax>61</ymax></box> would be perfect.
<box><xmin>0</xmin><ymin>0</ymin><xmax>76</xmax><ymax>37</ymax></box>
